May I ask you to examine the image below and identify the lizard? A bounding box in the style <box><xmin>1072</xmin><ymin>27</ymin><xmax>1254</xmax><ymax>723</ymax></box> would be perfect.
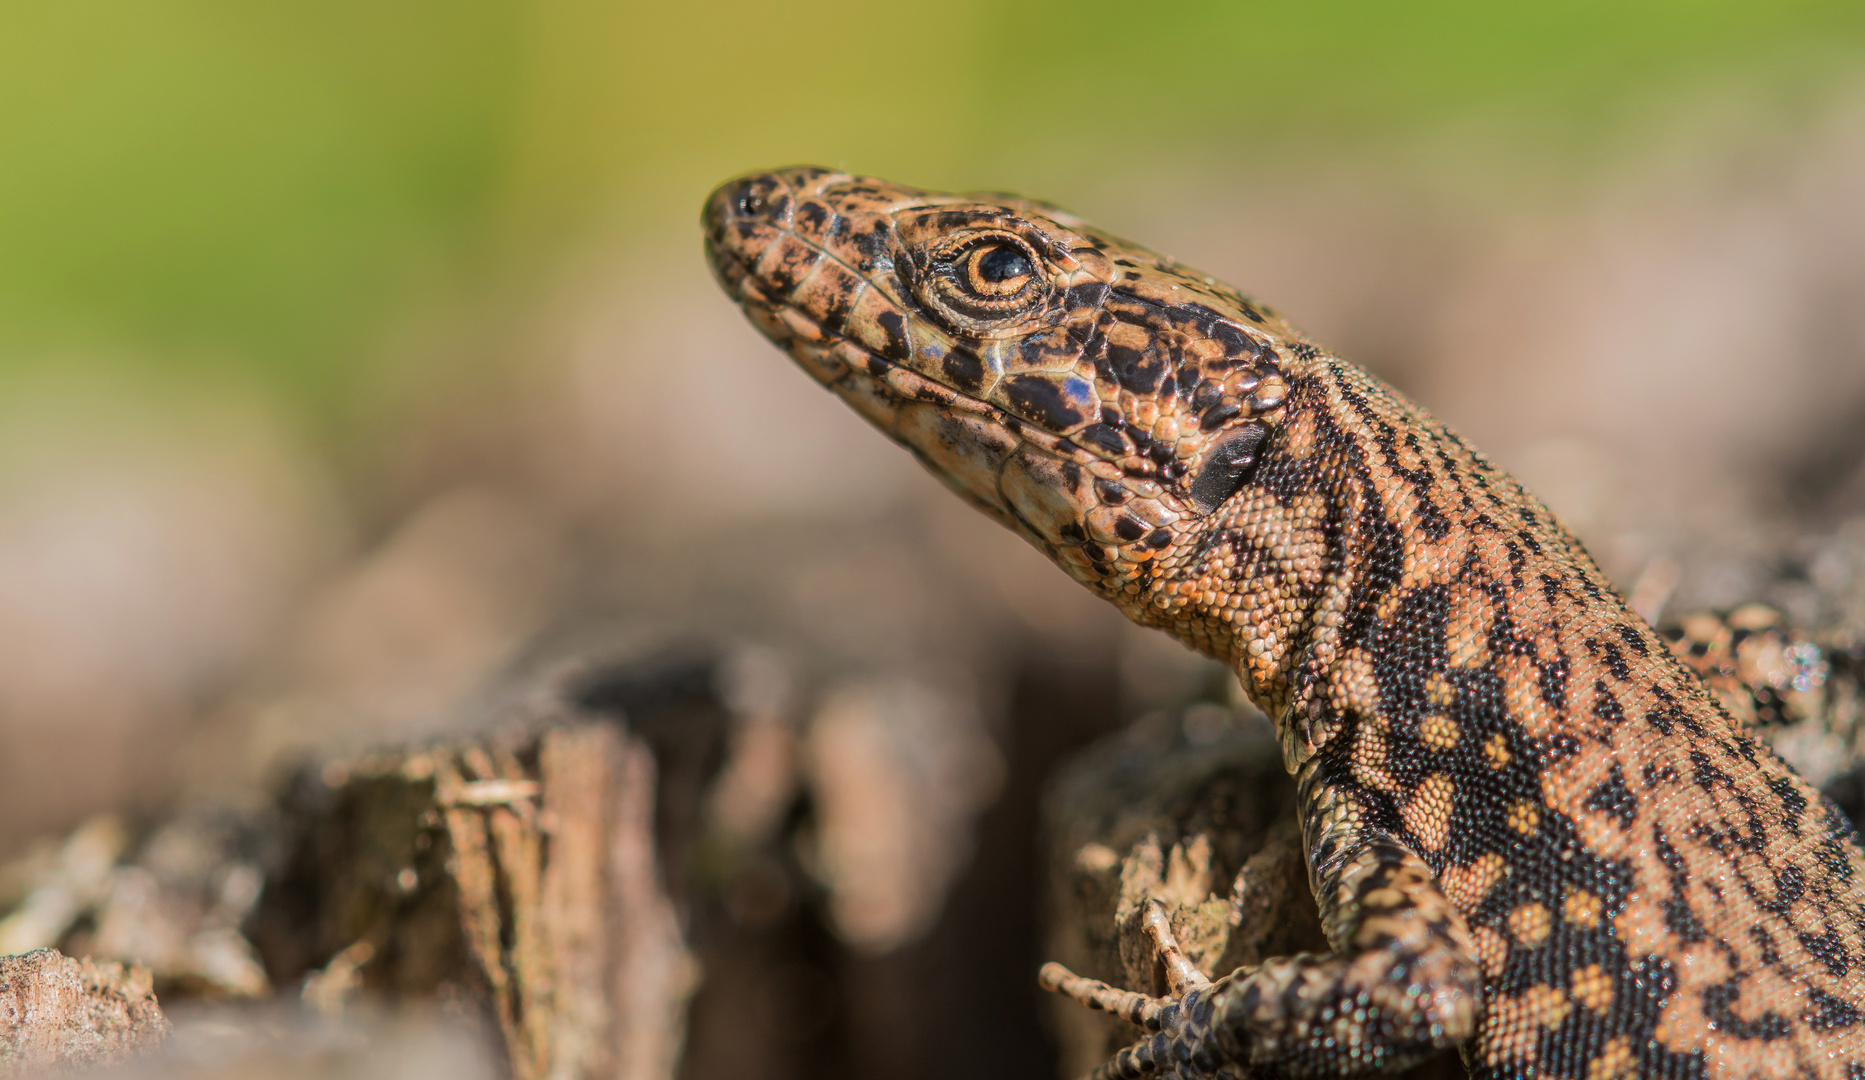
<box><xmin>1663</xmin><ymin>604</ymin><xmax>1856</xmax><ymax>741</ymax></box>
<box><xmin>700</xmin><ymin>167</ymin><xmax>1865</xmax><ymax>1080</ymax></box>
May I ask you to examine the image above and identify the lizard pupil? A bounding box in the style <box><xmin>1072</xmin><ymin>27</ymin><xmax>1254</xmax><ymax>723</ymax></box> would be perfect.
<box><xmin>976</xmin><ymin>245</ymin><xmax>1031</xmax><ymax>284</ymax></box>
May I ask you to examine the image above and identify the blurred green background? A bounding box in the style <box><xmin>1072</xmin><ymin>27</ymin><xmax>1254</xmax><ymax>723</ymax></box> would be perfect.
<box><xmin>3</xmin><ymin>0</ymin><xmax>1861</xmax><ymax>438</ymax></box>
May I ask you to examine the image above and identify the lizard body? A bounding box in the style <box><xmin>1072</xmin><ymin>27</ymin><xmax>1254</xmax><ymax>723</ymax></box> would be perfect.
<box><xmin>701</xmin><ymin>168</ymin><xmax>1865</xmax><ymax>1080</ymax></box>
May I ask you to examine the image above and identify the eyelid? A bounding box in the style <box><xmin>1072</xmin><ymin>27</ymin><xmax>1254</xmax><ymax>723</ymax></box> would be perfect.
<box><xmin>1014</xmin><ymin>225</ymin><xmax>1078</xmax><ymax>271</ymax></box>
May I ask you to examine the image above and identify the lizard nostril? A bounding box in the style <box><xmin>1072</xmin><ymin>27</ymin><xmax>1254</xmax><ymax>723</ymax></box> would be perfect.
<box><xmin>734</xmin><ymin>183</ymin><xmax>766</xmax><ymax>218</ymax></box>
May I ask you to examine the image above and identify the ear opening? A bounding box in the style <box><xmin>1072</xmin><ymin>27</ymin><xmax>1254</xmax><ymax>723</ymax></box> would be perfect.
<box><xmin>1189</xmin><ymin>422</ymin><xmax>1270</xmax><ymax>513</ymax></box>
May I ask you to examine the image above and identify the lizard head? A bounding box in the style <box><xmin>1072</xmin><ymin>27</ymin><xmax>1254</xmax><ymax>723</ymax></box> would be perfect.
<box><xmin>703</xmin><ymin>167</ymin><xmax>1318</xmax><ymax>644</ymax></box>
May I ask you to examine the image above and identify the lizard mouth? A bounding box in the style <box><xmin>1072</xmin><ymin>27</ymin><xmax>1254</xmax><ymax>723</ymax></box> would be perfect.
<box><xmin>703</xmin><ymin>182</ymin><xmax>1082</xmax><ymax>463</ymax></box>
<box><xmin>702</xmin><ymin>168</ymin><xmax>1035</xmax><ymax>407</ymax></box>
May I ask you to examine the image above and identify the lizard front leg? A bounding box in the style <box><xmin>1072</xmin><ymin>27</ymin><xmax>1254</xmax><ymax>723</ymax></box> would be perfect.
<box><xmin>1044</xmin><ymin>760</ymin><xmax>1484</xmax><ymax>1078</ymax></box>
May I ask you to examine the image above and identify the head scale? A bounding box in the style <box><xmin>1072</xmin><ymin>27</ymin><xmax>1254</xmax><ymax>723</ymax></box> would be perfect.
<box><xmin>703</xmin><ymin>167</ymin><xmax>1314</xmax><ymax>616</ymax></box>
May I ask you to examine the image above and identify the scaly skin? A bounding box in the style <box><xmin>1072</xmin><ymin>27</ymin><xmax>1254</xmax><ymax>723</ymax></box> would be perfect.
<box><xmin>701</xmin><ymin>168</ymin><xmax>1865</xmax><ymax>1080</ymax></box>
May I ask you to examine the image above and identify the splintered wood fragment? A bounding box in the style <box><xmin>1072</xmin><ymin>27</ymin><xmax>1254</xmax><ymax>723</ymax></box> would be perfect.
<box><xmin>438</xmin><ymin>752</ymin><xmax>525</xmax><ymax>1071</ymax></box>
<box><xmin>436</xmin><ymin>778</ymin><xmax>542</xmax><ymax>807</ymax></box>
<box><xmin>537</xmin><ymin>724</ymin><xmax>698</xmax><ymax>1080</ymax></box>
<box><xmin>539</xmin><ymin>727</ymin><xmax>617</xmax><ymax>1078</ymax></box>
<box><xmin>594</xmin><ymin>728</ymin><xmax>700</xmax><ymax>1080</ymax></box>
<box><xmin>480</xmin><ymin>747</ymin><xmax>553</xmax><ymax>1080</ymax></box>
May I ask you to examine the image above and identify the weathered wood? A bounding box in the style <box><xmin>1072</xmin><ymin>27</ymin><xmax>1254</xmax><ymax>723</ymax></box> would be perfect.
<box><xmin>0</xmin><ymin>949</ymin><xmax>168</xmax><ymax>1074</ymax></box>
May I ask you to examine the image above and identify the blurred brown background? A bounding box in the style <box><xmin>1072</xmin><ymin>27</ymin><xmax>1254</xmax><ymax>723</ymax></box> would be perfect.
<box><xmin>2</xmin><ymin>2</ymin><xmax>1865</xmax><ymax>1075</ymax></box>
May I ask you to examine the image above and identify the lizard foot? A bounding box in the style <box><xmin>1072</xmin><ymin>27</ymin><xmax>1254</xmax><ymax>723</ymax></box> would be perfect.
<box><xmin>1041</xmin><ymin>899</ymin><xmax>1245</xmax><ymax>1079</ymax></box>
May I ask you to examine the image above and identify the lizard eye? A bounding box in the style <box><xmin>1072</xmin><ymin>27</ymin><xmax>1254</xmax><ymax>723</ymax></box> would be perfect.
<box><xmin>941</xmin><ymin>235</ymin><xmax>1041</xmax><ymax>311</ymax></box>
<box><xmin>1189</xmin><ymin>422</ymin><xmax>1270</xmax><ymax>513</ymax></box>
<box><xmin>909</xmin><ymin>229</ymin><xmax>1055</xmax><ymax>335</ymax></box>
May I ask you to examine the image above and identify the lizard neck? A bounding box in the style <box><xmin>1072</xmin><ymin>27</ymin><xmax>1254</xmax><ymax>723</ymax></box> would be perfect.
<box><xmin>1121</xmin><ymin>360</ymin><xmax>1363</xmax><ymax>731</ymax></box>
<box><xmin>1151</xmin><ymin>356</ymin><xmax>1567</xmax><ymax>774</ymax></box>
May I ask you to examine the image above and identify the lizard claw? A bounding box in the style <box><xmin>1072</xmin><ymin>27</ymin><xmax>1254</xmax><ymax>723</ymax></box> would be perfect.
<box><xmin>1042</xmin><ymin>900</ymin><xmax>1240</xmax><ymax>1078</ymax></box>
<box><xmin>1141</xmin><ymin>898</ymin><xmax>1212</xmax><ymax>996</ymax></box>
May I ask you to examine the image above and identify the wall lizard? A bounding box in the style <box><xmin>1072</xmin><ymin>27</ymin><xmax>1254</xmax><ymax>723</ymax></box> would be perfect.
<box><xmin>701</xmin><ymin>167</ymin><xmax>1865</xmax><ymax>1080</ymax></box>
